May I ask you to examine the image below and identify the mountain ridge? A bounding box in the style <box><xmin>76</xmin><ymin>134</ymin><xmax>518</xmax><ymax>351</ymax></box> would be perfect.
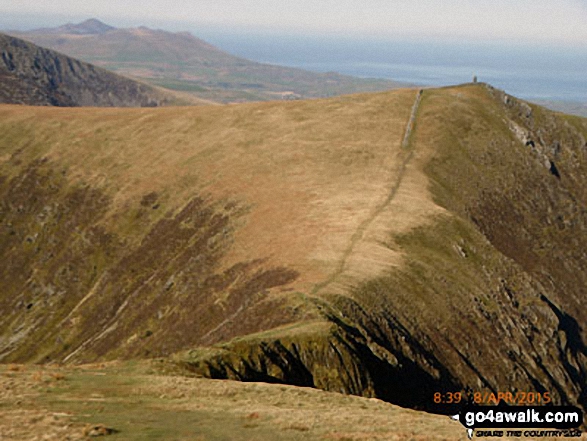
<box><xmin>0</xmin><ymin>83</ymin><xmax>585</xmax><ymax>418</ymax></box>
<box><xmin>7</xmin><ymin>19</ymin><xmax>405</xmax><ymax>103</ymax></box>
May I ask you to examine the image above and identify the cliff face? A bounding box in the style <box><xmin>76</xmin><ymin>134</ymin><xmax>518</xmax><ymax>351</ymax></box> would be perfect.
<box><xmin>0</xmin><ymin>33</ymin><xmax>173</xmax><ymax>107</ymax></box>
<box><xmin>0</xmin><ymin>85</ymin><xmax>585</xmax><ymax>416</ymax></box>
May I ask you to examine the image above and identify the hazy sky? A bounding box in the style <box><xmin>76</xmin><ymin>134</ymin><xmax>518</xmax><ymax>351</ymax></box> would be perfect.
<box><xmin>1</xmin><ymin>0</ymin><xmax>587</xmax><ymax>45</ymax></box>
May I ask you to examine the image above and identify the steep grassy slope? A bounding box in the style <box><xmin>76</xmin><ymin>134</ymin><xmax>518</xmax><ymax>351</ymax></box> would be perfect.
<box><xmin>0</xmin><ymin>85</ymin><xmax>586</xmax><ymax>418</ymax></box>
<box><xmin>0</xmin><ymin>89</ymin><xmax>417</xmax><ymax>363</ymax></box>
<box><xmin>9</xmin><ymin>20</ymin><xmax>403</xmax><ymax>103</ymax></box>
<box><xmin>0</xmin><ymin>33</ymin><xmax>186</xmax><ymax>107</ymax></box>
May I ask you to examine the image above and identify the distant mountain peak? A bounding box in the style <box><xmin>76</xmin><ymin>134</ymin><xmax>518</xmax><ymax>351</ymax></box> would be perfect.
<box><xmin>57</xmin><ymin>18</ymin><xmax>116</xmax><ymax>35</ymax></box>
<box><xmin>79</xmin><ymin>18</ymin><xmax>113</xmax><ymax>28</ymax></box>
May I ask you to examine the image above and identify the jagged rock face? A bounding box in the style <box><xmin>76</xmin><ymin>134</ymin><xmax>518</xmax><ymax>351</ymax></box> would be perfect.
<box><xmin>0</xmin><ymin>85</ymin><xmax>585</xmax><ymax>417</ymax></box>
<box><xmin>0</xmin><ymin>33</ymin><xmax>171</xmax><ymax>107</ymax></box>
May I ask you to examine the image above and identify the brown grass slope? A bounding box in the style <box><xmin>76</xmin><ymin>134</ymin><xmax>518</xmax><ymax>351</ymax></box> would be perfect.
<box><xmin>0</xmin><ymin>85</ymin><xmax>586</xmax><ymax>418</ymax></box>
<box><xmin>0</xmin><ymin>89</ymin><xmax>417</xmax><ymax>361</ymax></box>
<box><xmin>0</xmin><ymin>33</ymin><xmax>182</xmax><ymax>107</ymax></box>
<box><xmin>9</xmin><ymin>19</ymin><xmax>404</xmax><ymax>103</ymax></box>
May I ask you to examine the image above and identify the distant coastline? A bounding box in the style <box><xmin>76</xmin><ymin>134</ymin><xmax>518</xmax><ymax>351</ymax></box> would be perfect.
<box><xmin>198</xmin><ymin>31</ymin><xmax>587</xmax><ymax>106</ymax></box>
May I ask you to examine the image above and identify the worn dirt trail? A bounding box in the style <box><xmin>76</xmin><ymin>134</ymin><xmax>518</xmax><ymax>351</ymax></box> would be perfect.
<box><xmin>312</xmin><ymin>89</ymin><xmax>425</xmax><ymax>296</ymax></box>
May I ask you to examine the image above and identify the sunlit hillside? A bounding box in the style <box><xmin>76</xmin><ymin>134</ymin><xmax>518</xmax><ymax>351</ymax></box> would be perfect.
<box><xmin>1</xmin><ymin>84</ymin><xmax>586</xmax><ymax>423</ymax></box>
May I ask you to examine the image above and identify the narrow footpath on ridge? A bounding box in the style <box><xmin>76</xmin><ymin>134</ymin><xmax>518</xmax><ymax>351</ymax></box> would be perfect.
<box><xmin>312</xmin><ymin>89</ymin><xmax>425</xmax><ymax>296</ymax></box>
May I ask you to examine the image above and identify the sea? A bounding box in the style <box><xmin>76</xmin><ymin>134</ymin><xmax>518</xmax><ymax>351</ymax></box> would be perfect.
<box><xmin>195</xmin><ymin>31</ymin><xmax>587</xmax><ymax>104</ymax></box>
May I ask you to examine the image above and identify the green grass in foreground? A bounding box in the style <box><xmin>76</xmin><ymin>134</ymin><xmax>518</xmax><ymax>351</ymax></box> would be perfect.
<box><xmin>0</xmin><ymin>360</ymin><xmax>487</xmax><ymax>441</ymax></box>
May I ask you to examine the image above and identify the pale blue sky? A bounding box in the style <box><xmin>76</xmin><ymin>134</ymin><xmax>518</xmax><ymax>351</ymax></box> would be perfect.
<box><xmin>1</xmin><ymin>0</ymin><xmax>587</xmax><ymax>46</ymax></box>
